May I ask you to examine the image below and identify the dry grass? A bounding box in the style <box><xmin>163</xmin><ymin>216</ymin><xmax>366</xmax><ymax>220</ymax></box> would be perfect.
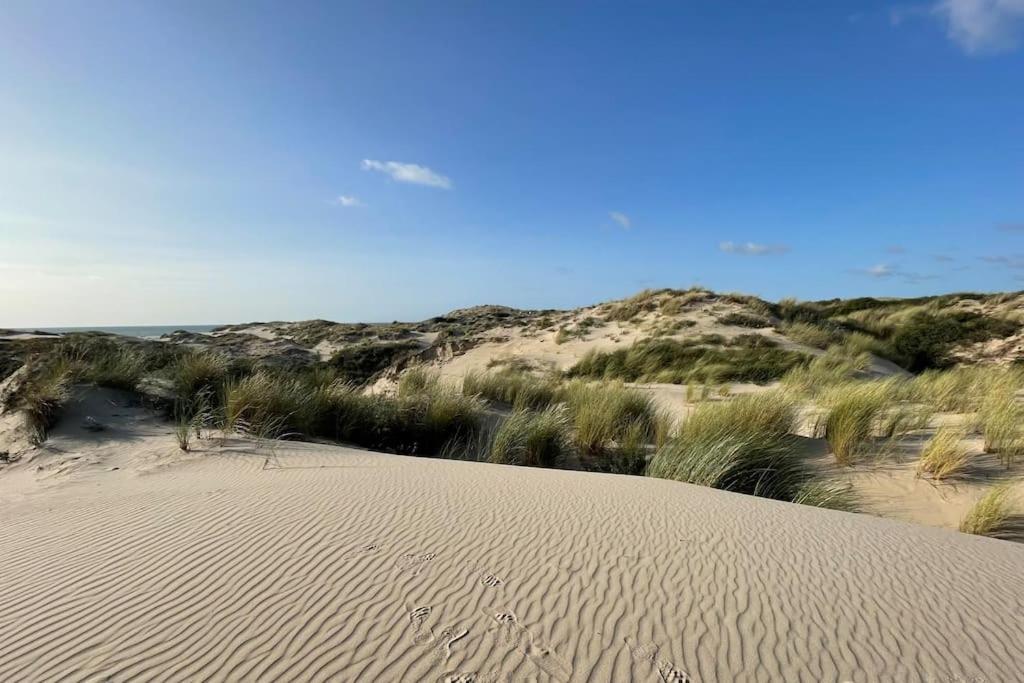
<box><xmin>821</xmin><ymin>382</ymin><xmax>895</xmax><ymax>465</ymax></box>
<box><xmin>978</xmin><ymin>392</ymin><xmax>1024</xmax><ymax>466</ymax></box>
<box><xmin>15</xmin><ymin>359</ymin><xmax>73</xmax><ymax>445</ymax></box>
<box><xmin>916</xmin><ymin>426</ymin><xmax>970</xmax><ymax>481</ymax></box>
<box><xmin>959</xmin><ymin>485</ymin><xmax>1017</xmax><ymax>538</ymax></box>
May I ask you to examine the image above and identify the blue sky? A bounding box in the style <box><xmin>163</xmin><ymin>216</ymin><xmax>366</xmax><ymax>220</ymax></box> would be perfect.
<box><xmin>2</xmin><ymin>1</ymin><xmax>1023</xmax><ymax>325</ymax></box>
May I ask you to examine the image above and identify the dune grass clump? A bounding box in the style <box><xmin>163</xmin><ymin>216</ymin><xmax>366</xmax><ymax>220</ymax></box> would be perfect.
<box><xmin>224</xmin><ymin>371</ymin><xmax>310</xmax><ymax>439</ymax></box>
<box><xmin>917</xmin><ymin>426</ymin><xmax>970</xmax><ymax>481</ymax></box>
<box><xmin>959</xmin><ymin>485</ymin><xmax>1017</xmax><ymax>538</ymax></box>
<box><xmin>560</xmin><ymin>381</ymin><xmax>668</xmax><ymax>474</ymax></box>
<box><xmin>822</xmin><ymin>382</ymin><xmax>895</xmax><ymax>465</ymax></box>
<box><xmin>14</xmin><ymin>359</ymin><xmax>73</xmax><ymax>445</ymax></box>
<box><xmin>781</xmin><ymin>347</ymin><xmax>871</xmax><ymax>397</ymax></box>
<box><xmin>76</xmin><ymin>345</ymin><xmax>149</xmax><ymax>391</ymax></box>
<box><xmin>778</xmin><ymin>321</ymin><xmax>842</xmax><ymax>350</ymax></box>
<box><xmin>173</xmin><ymin>351</ymin><xmax>230</xmax><ymax>400</ymax></box>
<box><xmin>489</xmin><ymin>406</ymin><xmax>570</xmax><ymax>468</ymax></box>
<box><xmin>463</xmin><ymin>369</ymin><xmax>561</xmax><ymax>410</ymax></box>
<box><xmin>397</xmin><ymin>366</ymin><xmax>440</xmax><ymax>397</ymax></box>
<box><xmin>978</xmin><ymin>393</ymin><xmax>1024</xmax><ymax>466</ymax></box>
<box><xmin>647</xmin><ymin>393</ymin><xmax>818</xmax><ymax>501</ymax></box>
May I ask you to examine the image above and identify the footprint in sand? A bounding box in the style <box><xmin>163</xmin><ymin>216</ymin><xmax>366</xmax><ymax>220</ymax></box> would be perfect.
<box><xmin>398</xmin><ymin>552</ymin><xmax>436</xmax><ymax>575</ymax></box>
<box><xmin>486</xmin><ymin>610</ymin><xmax>571</xmax><ymax>681</ymax></box>
<box><xmin>440</xmin><ymin>675</ymin><xmax>476</xmax><ymax>683</ymax></box>
<box><xmin>655</xmin><ymin>661</ymin><xmax>691</xmax><ymax>683</ymax></box>
<box><xmin>409</xmin><ymin>606</ymin><xmax>433</xmax><ymax>644</ymax></box>
<box><xmin>479</xmin><ymin>573</ymin><xmax>504</xmax><ymax>588</ymax></box>
<box><xmin>431</xmin><ymin>626</ymin><xmax>469</xmax><ymax>664</ymax></box>
<box><xmin>625</xmin><ymin>638</ymin><xmax>690</xmax><ymax>683</ymax></box>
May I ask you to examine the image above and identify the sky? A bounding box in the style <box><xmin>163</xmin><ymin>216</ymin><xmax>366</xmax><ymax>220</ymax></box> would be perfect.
<box><xmin>1</xmin><ymin>1</ymin><xmax>1023</xmax><ymax>326</ymax></box>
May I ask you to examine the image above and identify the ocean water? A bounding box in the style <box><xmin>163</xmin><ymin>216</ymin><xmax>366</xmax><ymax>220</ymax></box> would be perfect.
<box><xmin>22</xmin><ymin>325</ymin><xmax>221</xmax><ymax>339</ymax></box>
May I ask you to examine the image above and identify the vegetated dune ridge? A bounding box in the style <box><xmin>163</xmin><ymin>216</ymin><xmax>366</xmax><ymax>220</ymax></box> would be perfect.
<box><xmin>1</xmin><ymin>394</ymin><xmax>1023</xmax><ymax>682</ymax></box>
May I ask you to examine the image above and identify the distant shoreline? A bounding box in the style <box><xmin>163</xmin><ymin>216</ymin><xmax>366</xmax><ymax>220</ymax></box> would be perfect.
<box><xmin>12</xmin><ymin>325</ymin><xmax>222</xmax><ymax>339</ymax></box>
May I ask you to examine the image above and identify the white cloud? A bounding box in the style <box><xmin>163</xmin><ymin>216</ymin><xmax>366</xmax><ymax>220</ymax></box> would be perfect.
<box><xmin>361</xmin><ymin>159</ymin><xmax>452</xmax><ymax>189</ymax></box>
<box><xmin>853</xmin><ymin>263</ymin><xmax>937</xmax><ymax>283</ymax></box>
<box><xmin>609</xmin><ymin>211</ymin><xmax>631</xmax><ymax>229</ymax></box>
<box><xmin>334</xmin><ymin>195</ymin><xmax>363</xmax><ymax>207</ymax></box>
<box><xmin>719</xmin><ymin>241</ymin><xmax>789</xmax><ymax>255</ymax></box>
<box><xmin>933</xmin><ymin>0</ymin><xmax>1024</xmax><ymax>54</ymax></box>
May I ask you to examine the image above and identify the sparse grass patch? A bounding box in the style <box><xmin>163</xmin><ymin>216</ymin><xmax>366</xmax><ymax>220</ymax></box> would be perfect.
<box><xmin>791</xmin><ymin>480</ymin><xmax>859</xmax><ymax>512</ymax></box>
<box><xmin>917</xmin><ymin>426</ymin><xmax>970</xmax><ymax>480</ymax></box>
<box><xmin>959</xmin><ymin>485</ymin><xmax>1017</xmax><ymax>537</ymax></box>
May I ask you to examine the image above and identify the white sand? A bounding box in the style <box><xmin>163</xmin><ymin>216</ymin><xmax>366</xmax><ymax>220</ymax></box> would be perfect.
<box><xmin>2</xmin><ymin>390</ymin><xmax>1023</xmax><ymax>681</ymax></box>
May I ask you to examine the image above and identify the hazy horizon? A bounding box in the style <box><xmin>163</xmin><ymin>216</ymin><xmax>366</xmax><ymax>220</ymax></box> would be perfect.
<box><xmin>3</xmin><ymin>1</ymin><xmax>1023</xmax><ymax>326</ymax></box>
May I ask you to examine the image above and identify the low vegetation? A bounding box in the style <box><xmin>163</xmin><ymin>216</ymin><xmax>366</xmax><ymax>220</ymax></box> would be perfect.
<box><xmin>647</xmin><ymin>393</ymin><xmax>855</xmax><ymax>510</ymax></box>
<box><xmin>490</xmin><ymin>406</ymin><xmax>569</xmax><ymax>468</ymax></box>
<box><xmin>821</xmin><ymin>383</ymin><xmax>894</xmax><ymax>465</ymax></box>
<box><xmin>463</xmin><ymin>369</ymin><xmax>561</xmax><ymax>409</ymax></box>
<box><xmin>959</xmin><ymin>485</ymin><xmax>1018</xmax><ymax>538</ymax></box>
<box><xmin>917</xmin><ymin>426</ymin><xmax>970</xmax><ymax>481</ymax></box>
<box><xmin>569</xmin><ymin>338</ymin><xmax>808</xmax><ymax>384</ymax></box>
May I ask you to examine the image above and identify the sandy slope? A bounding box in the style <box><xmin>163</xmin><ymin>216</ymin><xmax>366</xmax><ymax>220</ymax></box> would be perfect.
<box><xmin>1</xmin><ymin>393</ymin><xmax>1023</xmax><ymax>682</ymax></box>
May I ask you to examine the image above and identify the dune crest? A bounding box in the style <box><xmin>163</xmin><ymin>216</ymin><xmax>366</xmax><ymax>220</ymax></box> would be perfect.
<box><xmin>1</xmin><ymin>395</ymin><xmax>1022</xmax><ymax>681</ymax></box>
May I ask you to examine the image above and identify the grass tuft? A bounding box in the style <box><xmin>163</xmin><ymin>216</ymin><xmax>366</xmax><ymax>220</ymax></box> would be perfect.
<box><xmin>959</xmin><ymin>485</ymin><xmax>1017</xmax><ymax>537</ymax></box>
<box><xmin>916</xmin><ymin>426</ymin><xmax>970</xmax><ymax>480</ymax></box>
<box><xmin>647</xmin><ymin>393</ymin><xmax>809</xmax><ymax>500</ymax></box>
<box><xmin>490</xmin><ymin>406</ymin><xmax>570</xmax><ymax>468</ymax></box>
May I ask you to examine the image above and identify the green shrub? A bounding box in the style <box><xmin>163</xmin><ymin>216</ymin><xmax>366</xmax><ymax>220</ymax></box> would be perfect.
<box><xmin>717</xmin><ymin>312</ymin><xmax>771</xmax><ymax>328</ymax></box>
<box><xmin>490</xmin><ymin>407</ymin><xmax>569</xmax><ymax>468</ymax></box>
<box><xmin>327</xmin><ymin>340</ymin><xmax>420</xmax><ymax>384</ymax></box>
<box><xmin>889</xmin><ymin>312</ymin><xmax>1018</xmax><ymax>371</ymax></box>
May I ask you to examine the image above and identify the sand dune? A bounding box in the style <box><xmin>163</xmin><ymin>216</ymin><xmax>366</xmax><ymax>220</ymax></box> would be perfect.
<box><xmin>1</xmin><ymin>393</ymin><xmax>1023</xmax><ymax>681</ymax></box>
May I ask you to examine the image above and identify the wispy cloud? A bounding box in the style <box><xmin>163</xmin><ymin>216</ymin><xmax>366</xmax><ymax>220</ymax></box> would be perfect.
<box><xmin>980</xmin><ymin>253</ymin><xmax>1024</xmax><ymax>268</ymax></box>
<box><xmin>931</xmin><ymin>0</ymin><xmax>1024</xmax><ymax>54</ymax></box>
<box><xmin>719</xmin><ymin>241</ymin><xmax>790</xmax><ymax>256</ymax></box>
<box><xmin>997</xmin><ymin>221</ymin><xmax>1024</xmax><ymax>232</ymax></box>
<box><xmin>852</xmin><ymin>262</ymin><xmax>937</xmax><ymax>283</ymax></box>
<box><xmin>361</xmin><ymin>159</ymin><xmax>452</xmax><ymax>189</ymax></box>
<box><xmin>609</xmin><ymin>211</ymin><xmax>631</xmax><ymax>229</ymax></box>
<box><xmin>334</xmin><ymin>195</ymin><xmax>363</xmax><ymax>207</ymax></box>
<box><xmin>886</xmin><ymin>245</ymin><xmax>908</xmax><ymax>254</ymax></box>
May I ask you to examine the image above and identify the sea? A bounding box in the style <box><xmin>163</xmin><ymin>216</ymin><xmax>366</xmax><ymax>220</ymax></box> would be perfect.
<box><xmin>17</xmin><ymin>325</ymin><xmax>221</xmax><ymax>339</ymax></box>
